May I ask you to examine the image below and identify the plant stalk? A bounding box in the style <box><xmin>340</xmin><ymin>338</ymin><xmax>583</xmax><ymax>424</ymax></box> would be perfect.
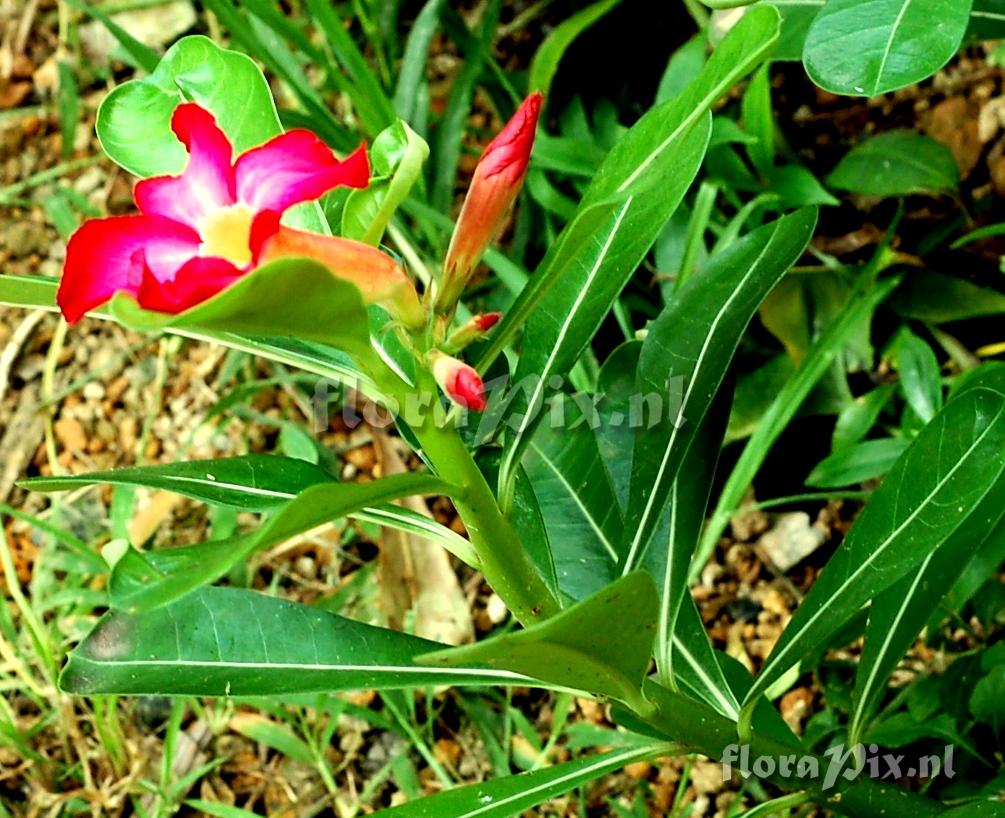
<box><xmin>374</xmin><ymin>363</ymin><xmax>561</xmax><ymax>625</ymax></box>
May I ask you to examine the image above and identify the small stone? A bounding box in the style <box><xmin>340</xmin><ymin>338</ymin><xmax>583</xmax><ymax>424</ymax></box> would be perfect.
<box><xmin>54</xmin><ymin>417</ymin><xmax>86</xmax><ymax>451</ymax></box>
<box><xmin>485</xmin><ymin>593</ymin><xmax>507</xmax><ymax>624</ymax></box>
<box><xmin>82</xmin><ymin>381</ymin><xmax>105</xmax><ymax>401</ymax></box>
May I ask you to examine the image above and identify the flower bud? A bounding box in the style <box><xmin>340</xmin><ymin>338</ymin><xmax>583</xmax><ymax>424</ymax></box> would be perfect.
<box><xmin>430</xmin><ymin>351</ymin><xmax>487</xmax><ymax>411</ymax></box>
<box><xmin>435</xmin><ymin>94</ymin><xmax>543</xmax><ymax>314</ymax></box>
<box><xmin>445</xmin><ymin>312</ymin><xmax>502</xmax><ymax>352</ymax></box>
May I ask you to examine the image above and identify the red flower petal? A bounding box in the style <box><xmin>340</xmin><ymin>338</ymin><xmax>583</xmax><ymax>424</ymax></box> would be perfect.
<box><xmin>134</xmin><ymin>103</ymin><xmax>237</xmax><ymax>231</ymax></box>
<box><xmin>137</xmin><ymin>255</ymin><xmax>244</xmax><ymax>314</ymax></box>
<box><xmin>57</xmin><ymin>215</ymin><xmax>201</xmax><ymax>323</ymax></box>
<box><xmin>235</xmin><ymin>134</ymin><xmax>369</xmax><ymax>214</ymax></box>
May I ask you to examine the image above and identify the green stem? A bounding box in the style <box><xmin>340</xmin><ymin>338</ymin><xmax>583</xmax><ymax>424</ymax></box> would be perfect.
<box><xmin>640</xmin><ymin>681</ymin><xmax>948</xmax><ymax>818</ymax></box>
<box><xmin>375</xmin><ymin>363</ymin><xmax>561</xmax><ymax>625</ymax></box>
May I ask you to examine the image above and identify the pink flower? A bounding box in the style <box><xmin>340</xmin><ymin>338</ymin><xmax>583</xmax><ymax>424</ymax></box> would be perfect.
<box><xmin>430</xmin><ymin>351</ymin><xmax>487</xmax><ymax>411</ymax></box>
<box><xmin>58</xmin><ymin>103</ymin><xmax>420</xmax><ymax>326</ymax></box>
<box><xmin>434</xmin><ymin>93</ymin><xmax>542</xmax><ymax>313</ymax></box>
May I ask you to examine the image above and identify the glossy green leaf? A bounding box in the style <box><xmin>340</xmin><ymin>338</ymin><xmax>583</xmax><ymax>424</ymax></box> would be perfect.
<box><xmin>765</xmin><ymin>0</ymin><xmax>821</xmax><ymax>61</ymax></box>
<box><xmin>806</xmin><ymin>437</ymin><xmax>909</xmax><ymax>488</ymax></box>
<box><xmin>60</xmin><ymin>587</ymin><xmax>538</xmax><ymax>695</ymax></box>
<box><xmin>896</xmin><ymin>329</ymin><xmax>943</xmax><ymax>422</ymax></box>
<box><xmin>528</xmin><ymin>0</ymin><xmax>621</xmax><ymax>98</ymax></box>
<box><xmin>371</xmin><ymin>744</ymin><xmax>668</xmax><ymax>818</ymax></box>
<box><xmin>941</xmin><ymin>805</ymin><xmax>1005</xmax><ymax>818</ymax></box>
<box><xmin>765</xmin><ymin>164</ymin><xmax>839</xmax><ymax>208</ymax></box>
<box><xmin>850</xmin><ymin>492</ymin><xmax>1005</xmax><ymax>744</ymax></box>
<box><xmin>671</xmin><ymin>594</ymin><xmax>741</xmax><ymax>719</ymax></box>
<box><xmin>656</xmin><ymin>35</ymin><xmax>707</xmax><ymax>104</ymax></box>
<box><xmin>803</xmin><ymin>0</ymin><xmax>972</xmax><ymax>96</ymax></box>
<box><xmin>343</xmin><ymin>120</ymin><xmax>429</xmax><ymax>245</ymax></box>
<box><xmin>523</xmin><ymin>394</ymin><xmax>624</xmax><ymax>600</ymax></box>
<box><xmin>892</xmin><ymin>271</ymin><xmax>1005</xmax><ymax>322</ymax></box>
<box><xmin>108</xmin><ymin>473</ymin><xmax>460</xmax><ymax>612</ymax></box>
<box><xmin>743</xmin><ymin>386</ymin><xmax>1005</xmax><ymax>711</ymax></box>
<box><xmin>622</xmin><ymin>208</ymin><xmax>817</xmax><ymax>577</ymax></box>
<box><xmin>394</xmin><ymin>0</ymin><xmax>445</xmax><ymax>124</ymax></box>
<box><xmin>420</xmin><ymin>572</ymin><xmax>660</xmax><ymax>713</ymax></box>
<box><xmin>497</xmin><ymin>6</ymin><xmax>781</xmax><ymax>496</ymax></box>
<box><xmin>109</xmin><ymin>258</ymin><xmax>374</xmax><ymax>362</ymax></box>
<box><xmin>827</xmin><ymin>131</ymin><xmax>960</xmax><ymax>196</ymax></box>
<box><xmin>96</xmin><ymin>35</ymin><xmax>325</xmax><ymax>232</ymax></box>
<box><xmin>832</xmin><ymin>384</ymin><xmax>896</xmax><ymax>450</ymax></box>
<box><xmin>742</xmin><ymin>64</ymin><xmax>773</xmax><ymax>175</ymax></box>
<box><xmin>0</xmin><ymin>275</ymin><xmax>382</xmax><ymax>399</ymax></box>
<box><xmin>699</xmin><ymin>277</ymin><xmax>898</xmax><ymax>575</ymax></box>
<box><xmin>21</xmin><ymin>455</ymin><xmax>333</xmax><ymax>512</ymax></box>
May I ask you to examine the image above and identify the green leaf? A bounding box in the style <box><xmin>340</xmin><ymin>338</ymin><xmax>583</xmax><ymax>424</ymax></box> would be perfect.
<box><xmin>419</xmin><ymin>572</ymin><xmax>660</xmax><ymax>713</ymax></box>
<box><xmin>807</xmin><ymin>437</ymin><xmax>909</xmax><ymax>488</ymax></box>
<box><xmin>832</xmin><ymin>384</ymin><xmax>896</xmax><ymax>450</ymax></box>
<box><xmin>743</xmin><ymin>386</ymin><xmax>1005</xmax><ymax>711</ymax></box>
<box><xmin>803</xmin><ymin>0</ymin><xmax>972</xmax><ymax>96</ymax></box>
<box><xmin>109</xmin><ymin>258</ymin><xmax>374</xmax><ymax>362</ymax></box>
<box><xmin>523</xmin><ymin>394</ymin><xmax>624</xmax><ymax>600</ymax></box>
<box><xmin>765</xmin><ymin>0</ymin><xmax>822</xmax><ymax>62</ymax></box>
<box><xmin>343</xmin><ymin>120</ymin><xmax>429</xmax><ymax>245</ymax></box>
<box><xmin>108</xmin><ymin>473</ymin><xmax>460</xmax><ymax>612</ymax></box>
<box><xmin>621</xmin><ymin>208</ymin><xmax>817</xmax><ymax>577</ymax></box>
<box><xmin>671</xmin><ymin>594</ymin><xmax>741</xmax><ymax>719</ymax></box>
<box><xmin>896</xmin><ymin>329</ymin><xmax>943</xmax><ymax>422</ymax></box>
<box><xmin>741</xmin><ymin>64</ymin><xmax>774</xmax><ymax>175</ymax></box>
<box><xmin>497</xmin><ymin>6</ymin><xmax>782</xmax><ymax>495</ymax></box>
<box><xmin>941</xmin><ymin>803</ymin><xmax>1005</xmax><ymax>818</ymax></box>
<box><xmin>96</xmin><ymin>35</ymin><xmax>325</xmax><ymax>232</ymax></box>
<box><xmin>60</xmin><ymin>587</ymin><xmax>539</xmax><ymax>695</ymax></box>
<box><xmin>699</xmin><ymin>277</ymin><xmax>899</xmax><ymax>575</ymax></box>
<box><xmin>394</xmin><ymin>0</ymin><xmax>445</xmax><ymax>124</ymax></box>
<box><xmin>827</xmin><ymin>131</ymin><xmax>960</xmax><ymax>196</ymax></box>
<box><xmin>0</xmin><ymin>275</ymin><xmax>383</xmax><ymax>400</ymax></box>
<box><xmin>765</xmin><ymin>164</ymin><xmax>839</xmax><ymax>208</ymax></box>
<box><xmin>528</xmin><ymin>0</ymin><xmax>621</xmax><ymax>98</ymax></box>
<box><xmin>850</xmin><ymin>493</ymin><xmax>1005</xmax><ymax>744</ymax></box>
<box><xmin>20</xmin><ymin>455</ymin><xmax>333</xmax><ymax>512</ymax></box>
<box><xmin>370</xmin><ymin>744</ymin><xmax>669</xmax><ymax>818</ymax></box>
<box><xmin>892</xmin><ymin>271</ymin><xmax>1005</xmax><ymax>322</ymax></box>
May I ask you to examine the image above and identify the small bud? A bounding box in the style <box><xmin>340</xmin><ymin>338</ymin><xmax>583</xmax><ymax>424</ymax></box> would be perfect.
<box><xmin>435</xmin><ymin>94</ymin><xmax>543</xmax><ymax>314</ymax></box>
<box><xmin>445</xmin><ymin>312</ymin><xmax>502</xmax><ymax>352</ymax></box>
<box><xmin>430</xmin><ymin>351</ymin><xmax>487</xmax><ymax>411</ymax></box>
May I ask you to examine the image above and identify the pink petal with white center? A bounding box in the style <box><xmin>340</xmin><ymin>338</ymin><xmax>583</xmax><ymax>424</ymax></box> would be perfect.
<box><xmin>137</xmin><ymin>255</ymin><xmax>245</xmax><ymax>315</ymax></box>
<box><xmin>57</xmin><ymin>215</ymin><xmax>201</xmax><ymax>323</ymax></box>
<box><xmin>134</xmin><ymin>103</ymin><xmax>237</xmax><ymax>230</ymax></box>
<box><xmin>235</xmin><ymin>134</ymin><xmax>369</xmax><ymax>214</ymax></box>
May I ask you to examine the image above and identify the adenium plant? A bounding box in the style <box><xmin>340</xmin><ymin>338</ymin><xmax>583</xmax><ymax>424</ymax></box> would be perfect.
<box><xmin>2</xmin><ymin>8</ymin><xmax>1003</xmax><ymax>818</ymax></box>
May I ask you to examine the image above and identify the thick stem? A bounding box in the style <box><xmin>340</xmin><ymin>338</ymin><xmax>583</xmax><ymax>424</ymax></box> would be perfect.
<box><xmin>640</xmin><ymin>681</ymin><xmax>948</xmax><ymax>818</ymax></box>
<box><xmin>376</xmin><ymin>363</ymin><xmax>561</xmax><ymax>625</ymax></box>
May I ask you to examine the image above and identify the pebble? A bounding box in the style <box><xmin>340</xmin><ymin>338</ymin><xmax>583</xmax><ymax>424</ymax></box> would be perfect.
<box><xmin>54</xmin><ymin>417</ymin><xmax>86</xmax><ymax>451</ymax></box>
<box><xmin>82</xmin><ymin>381</ymin><xmax>105</xmax><ymax>401</ymax></box>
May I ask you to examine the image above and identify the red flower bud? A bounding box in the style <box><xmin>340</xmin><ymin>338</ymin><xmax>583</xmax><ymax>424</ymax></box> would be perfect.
<box><xmin>445</xmin><ymin>311</ymin><xmax>502</xmax><ymax>352</ymax></box>
<box><xmin>430</xmin><ymin>351</ymin><xmax>487</xmax><ymax>411</ymax></box>
<box><xmin>435</xmin><ymin>94</ymin><xmax>542</xmax><ymax>313</ymax></box>
<box><xmin>474</xmin><ymin>312</ymin><xmax>502</xmax><ymax>331</ymax></box>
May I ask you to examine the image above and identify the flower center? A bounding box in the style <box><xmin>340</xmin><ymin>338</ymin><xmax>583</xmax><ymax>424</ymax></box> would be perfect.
<box><xmin>200</xmin><ymin>205</ymin><xmax>254</xmax><ymax>267</ymax></box>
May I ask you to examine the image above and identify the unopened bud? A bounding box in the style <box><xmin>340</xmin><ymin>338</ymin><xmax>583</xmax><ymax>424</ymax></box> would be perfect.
<box><xmin>445</xmin><ymin>312</ymin><xmax>502</xmax><ymax>352</ymax></box>
<box><xmin>435</xmin><ymin>94</ymin><xmax>542</xmax><ymax>314</ymax></box>
<box><xmin>430</xmin><ymin>351</ymin><xmax>487</xmax><ymax>411</ymax></box>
